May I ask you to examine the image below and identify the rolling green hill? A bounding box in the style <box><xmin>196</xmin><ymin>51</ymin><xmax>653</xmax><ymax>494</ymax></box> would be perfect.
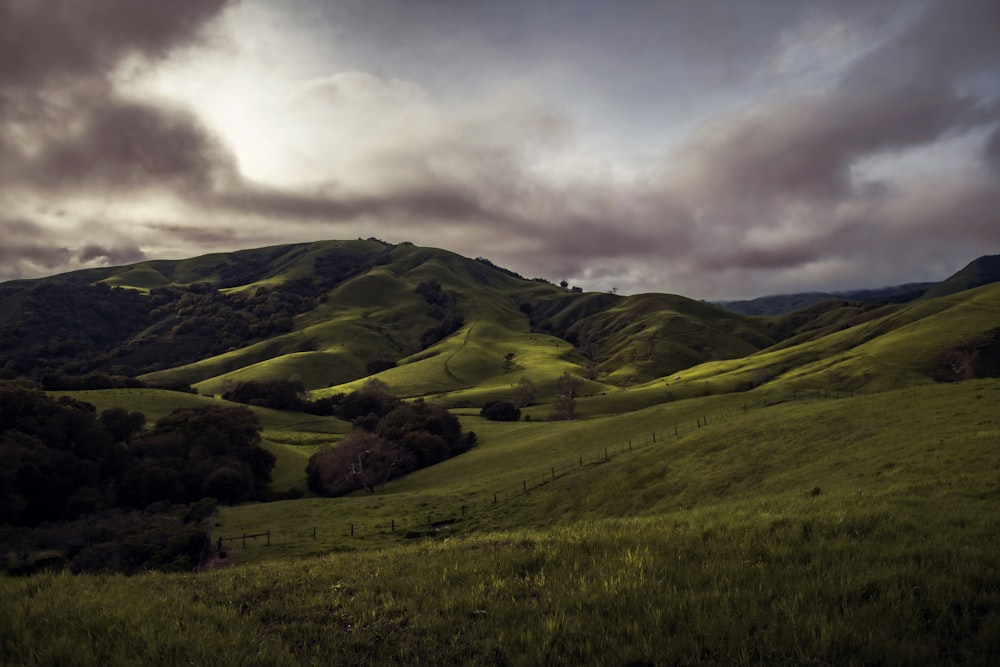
<box><xmin>3</xmin><ymin>241</ymin><xmax>1000</xmax><ymax>664</ymax></box>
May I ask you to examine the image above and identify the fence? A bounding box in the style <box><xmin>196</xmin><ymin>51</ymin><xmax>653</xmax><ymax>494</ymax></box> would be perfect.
<box><xmin>214</xmin><ymin>389</ymin><xmax>866</xmax><ymax>551</ymax></box>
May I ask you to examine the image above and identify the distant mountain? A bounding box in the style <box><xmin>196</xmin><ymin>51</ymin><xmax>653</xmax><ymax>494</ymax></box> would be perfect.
<box><xmin>717</xmin><ymin>256</ymin><xmax>1000</xmax><ymax>316</ymax></box>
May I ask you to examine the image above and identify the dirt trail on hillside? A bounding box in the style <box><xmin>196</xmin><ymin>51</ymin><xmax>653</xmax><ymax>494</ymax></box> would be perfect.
<box><xmin>442</xmin><ymin>325</ymin><xmax>474</xmax><ymax>385</ymax></box>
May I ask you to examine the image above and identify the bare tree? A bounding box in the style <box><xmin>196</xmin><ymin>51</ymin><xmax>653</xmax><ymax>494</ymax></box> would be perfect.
<box><xmin>942</xmin><ymin>348</ymin><xmax>978</xmax><ymax>382</ymax></box>
<box><xmin>311</xmin><ymin>431</ymin><xmax>407</xmax><ymax>495</ymax></box>
<box><xmin>512</xmin><ymin>375</ymin><xmax>539</xmax><ymax>407</ymax></box>
<box><xmin>549</xmin><ymin>372</ymin><xmax>582</xmax><ymax>420</ymax></box>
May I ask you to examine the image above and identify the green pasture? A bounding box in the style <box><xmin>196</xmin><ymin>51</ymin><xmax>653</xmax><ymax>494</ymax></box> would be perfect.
<box><xmin>53</xmin><ymin>388</ymin><xmax>350</xmax><ymax>435</ymax></box>
<box><xmin>8</xmin><ymin>247</ymin><xmax>1000</xmax><ymax>664</ymax></box>
<box><xmin>212</xmin><ymin>380</ymin><xmax>1000</xmax><ymax>566</ymax></box>
<box><xmin>5</xmin><ymin>381</ymin><xmax>999</xmax><ymax>665</ymax></box>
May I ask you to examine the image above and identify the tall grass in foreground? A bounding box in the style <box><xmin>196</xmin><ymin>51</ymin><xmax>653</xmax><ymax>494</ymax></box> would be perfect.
<box><xmin>3</xmin><ymin>487</ymin><xmax>999</xmax><ymax>665</ymax></box>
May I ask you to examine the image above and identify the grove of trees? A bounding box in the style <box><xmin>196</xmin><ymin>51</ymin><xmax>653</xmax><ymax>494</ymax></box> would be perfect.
<box><xmin>0</xmin><ymin>380</ymin><xmax>276</xmax><ymax>573</ymax></box>
<box><xmin>307</xmin><ymin>382</ymin><xmax>475</xmax><ymax>497</ymax></box>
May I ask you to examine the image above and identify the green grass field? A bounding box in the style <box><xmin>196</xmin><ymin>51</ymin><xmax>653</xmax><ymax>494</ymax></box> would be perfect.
<box><xmin>5</xmin><ymin>244</ymin><xmax>1000</xmax><ymax>665</ymax></box>
<box><xmin>9</xmin><ymin>378</ymin><xmax>996</xmax><ymax>665</ymax></box>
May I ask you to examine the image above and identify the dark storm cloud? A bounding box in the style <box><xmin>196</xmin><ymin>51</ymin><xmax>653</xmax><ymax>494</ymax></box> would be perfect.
<box><xmin>0</xmin><ymin>219</ymin><xmax>73</xmax><ymax>280</ymax></box>
<box><xmin>146</xmin><ymin>224</ymin><xmax>241</xmax><ymax>246</ymax></box>
<box><xmin>78</xmin><ymin>243</ymin><xmax>147</xmax><ymax>266</ymax></box>
<box><xmin>10</xmin><ymin>96</ymin><xmax>236</xmax><ymax>193</ymax></box>
<box><xmin>668</xmin><ymin>0</ymin><xmax>1000</xmax><ymax>281</ymax></box>
<box><xmin>0</xmin><ymin>0</ymin><xmax>230</xmax><ymax>87</ymax></box>
<box><xmin>0</xmin><ymin>0</ymin><xmax>234</xmax><ymax>195</ymax></box>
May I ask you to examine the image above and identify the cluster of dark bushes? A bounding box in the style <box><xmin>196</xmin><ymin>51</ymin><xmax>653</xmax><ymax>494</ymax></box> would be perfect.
<box><xmin>0</xmin><ymin>277</ymin><xmax>324</xmax><ymax>381</ymax></box>
<box><xmin>222</xmin><ymin>378</ymin><xmax>309</xmax><ymax>411</ymax></box>
<box><xmin>480</xmin><ymin>400</ymin><xmax>521</xmax><ymax>421</ymax></box>
<box><xmin>306</xmin><ymin>382</ymin><xmax>476</xmax><ymax>497</ymax></box>
<box><xmin>415</xmin><ymin>280</ymin><xmax>465</xmax><ymax>349</ymax></box>
<box><xmin>0</xmin><ymin>280</ymin><xmax>151</xmax><ymax>377</ymax></box>
<box><xmin>937</xmin><ymin>329</ymin><xmax>1000</xmax><ymax>382</ymax></box>
<box><xmin>219</xmin><ymin>378</ymin><xmax>362</xmax><ymax>416</ymax></box>
<box><xmin>2</xmin><ymin>500</ymin><xmax>216</xmax><ymax>575</ymax></box>
<box><xmin>0</xmin><ymin>381</ymin><xmax>275</xmax><ymax>573</ymax></box>
<box><xmin>39</xmin><ymin>372</ymin><xmax>195</xmax><ymax>393</ymax></box>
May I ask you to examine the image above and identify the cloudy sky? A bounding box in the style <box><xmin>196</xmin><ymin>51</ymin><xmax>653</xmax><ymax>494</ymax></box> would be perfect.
<box><xmin>2</xmin><ymin>0</ymin><xmax>999</xmax><ymax>299</ymax></box>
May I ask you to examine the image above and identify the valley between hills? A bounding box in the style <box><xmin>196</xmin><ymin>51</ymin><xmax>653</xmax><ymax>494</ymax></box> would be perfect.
<box><xmin>2</xmin><ymin>239</ymin><xmax>999</xmax><ymax>665</ymax></box>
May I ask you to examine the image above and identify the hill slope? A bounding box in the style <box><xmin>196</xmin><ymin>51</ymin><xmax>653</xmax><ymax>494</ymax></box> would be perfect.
<box><xmin>0</xmin><ymin>240</ymin><xmax>776</xmax><ymax>395</ymax></box>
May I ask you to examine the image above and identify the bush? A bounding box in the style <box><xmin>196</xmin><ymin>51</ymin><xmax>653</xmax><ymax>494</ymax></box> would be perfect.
<box><xmin>307</xmin><ymin>392</ymin><xmax>475</xmax><ymax>497</ymax></box>
<box><xmin>480</xmin><ymin>400</ymin><xmax>521</xmax><ymax>422</ymax></box>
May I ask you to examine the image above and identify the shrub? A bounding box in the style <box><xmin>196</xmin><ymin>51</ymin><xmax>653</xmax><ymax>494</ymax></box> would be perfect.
<box><xmin>480</xmin><ymin>400</ymin><xmax>521</xmax><ymax>421</ymax></box>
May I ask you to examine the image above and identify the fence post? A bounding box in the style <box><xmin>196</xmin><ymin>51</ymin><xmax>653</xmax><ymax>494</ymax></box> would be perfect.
<box><xmin>652</xmin><ymin>432</ymin><xmax>656</xmax><ymax>443</ymax></box>
<box><xmin>494</xmin><ymin>492</ymin><xmax>497</xmax><ymax>505</ymax></box>
<box><xmin>604</xmin><ymin>448</ymin><xmax>608</xmax><ymax>462</ymax></box>
<box><xmin>242</xmin><ymin>532</ymin><xmax>246</xmax><ymax>548</ymax></box>
<box><xmin>675</xmin><ymin>425</ymin><xmax>678</xmax><ymax>436</ymax></box>
<box><xmin>350</xmin><ymin>523</ymin><xmax>354</xmax><ymax>537</ymax></box>
<box><xmin>523</xmin><ymin>480</ymin><xmax>527</xmax><ymax>493</ymax></box>
<box><xmin>266</xmin><ymin>530</ymin><xmax>270</xmax><ymax>546</ymax></box>
<box><xmin>579</xmin><ymin>456</ymin><xmax>582</xmax><ymax>467</ymax></box>
<box><xmin>313</xmin><ymin>526</ymin><xmax>316</xmax><ymax>540</ymax></box>
<box><xmin>391</xmin><ymin>519</ymin><xmax>395</xmax><ymax>532</ymax></box>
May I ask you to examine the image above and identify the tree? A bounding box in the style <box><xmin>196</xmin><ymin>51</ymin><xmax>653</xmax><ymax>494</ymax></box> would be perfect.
<box><xmin>307</xmin><ymin>392</ymin><xmax>475</xmax><ymax>497</ymax></box>
<box><xmin>481</xmin><ymin>400</ymin><xmax>521</xmax><ymax>422</ymax></box>
<box><xmin>941</xmin><ymin>348</ymin><xmax>978</xmax><ymax>381</ymax></box>
<box><xmin>549</xmin><ymin>372</ymin><xmax>582</xmax><ymax>420</ymax></box>
<box><xmin>511</xmin><ymin>376</ymin><xmax>539</xmax><ymax>407</ymax></box>
<box><xmin>308</xmin><ymin>431</ymin><xmax>410</xmax><ymax>496</ymax></box>
<box><xmin>100</xmin><ymin>407</ymin><xmax>146</xmax><ymax>443</ymax></box>
<box><xmin>752</xmin><ymin>367</ymin><xmax>772</xmax><ymax>387</ymax></box>
<box><xmin>221</xmin><ymin>378</ymin><xmax>306</xmax><ymax>411</ymax></box>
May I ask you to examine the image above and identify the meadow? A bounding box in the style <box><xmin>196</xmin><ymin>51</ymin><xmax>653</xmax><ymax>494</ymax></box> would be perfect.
<box><xmin>3</xmin><ymin>379</ymin><xmax>998</xmax><ymax>665</ymax></box>
<box><xmin>2</xmin><ymin>242</ymin><xmax>999</xmax><ymax>664</ymax></box>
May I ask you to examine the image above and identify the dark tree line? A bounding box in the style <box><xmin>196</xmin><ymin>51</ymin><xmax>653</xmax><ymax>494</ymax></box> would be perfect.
<box><xmin>415</xmin><ymin>280</ymin><xmax>465</xmax><ymax>349</ymax></box>
<box><xmin>222</xmin><ymin>378</ymin><xmax>309</xmax><ymax>411</ymax></box>
<box><xmin>480</xmin><ymin>400</ymin><xmax>521</xmax><ymax>421</ymax></box>
<box><xmin>307</xmin><ymin>382</ymin><xmax>475</xmax><ymax>497</ymax></box>
<box><xmin>0</xmin><ymin>381</ymin><xmax>276</xmax><ymax>573</ymax></box>
<box><xmin>0</xmin><ymin>275</ymin><xmax>333</xmax><ymax>380</ymax></box>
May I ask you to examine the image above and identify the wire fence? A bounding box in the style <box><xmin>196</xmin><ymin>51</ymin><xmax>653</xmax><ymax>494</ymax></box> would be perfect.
<box><xmin>213</xmin><ymin>389</ymin><xmax>867</xmax><ymax>551</ymax></box>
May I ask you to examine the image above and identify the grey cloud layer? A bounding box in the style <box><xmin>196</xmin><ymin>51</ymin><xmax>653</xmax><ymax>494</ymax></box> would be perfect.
<box><xmin>1</xmin><ymin>0</ymin><xmax>998</xmax><ymax>298</ymax></box>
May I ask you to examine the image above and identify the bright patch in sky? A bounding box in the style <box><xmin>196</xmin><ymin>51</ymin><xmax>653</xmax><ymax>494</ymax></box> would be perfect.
<box><xmin>1</xmin><ymin>0</ymin><xmax>998</xmax><ymax>299</ymax></box>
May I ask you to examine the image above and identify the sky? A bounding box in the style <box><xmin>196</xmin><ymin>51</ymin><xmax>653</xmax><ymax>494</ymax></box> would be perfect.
<box><xmin>1</xmin><ymin>0</ymin><xmax>999</xmax><ymax>299</ymax></box>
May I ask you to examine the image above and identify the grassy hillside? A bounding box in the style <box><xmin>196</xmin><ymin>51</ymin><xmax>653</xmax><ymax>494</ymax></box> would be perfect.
<box><xmin>4</xmin><ymin>242</ymin><xmax>1000</xmax><ymax>664</ymax></box>
<box><xmin>6</xmin><ymin>379</ymin><xmax>999</xmax><ymax>665</ymax></box>
<box><xmin>922</xmin><ymin>254</ymin><xmax>1000</xmax><ymax>300</ymax></box>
